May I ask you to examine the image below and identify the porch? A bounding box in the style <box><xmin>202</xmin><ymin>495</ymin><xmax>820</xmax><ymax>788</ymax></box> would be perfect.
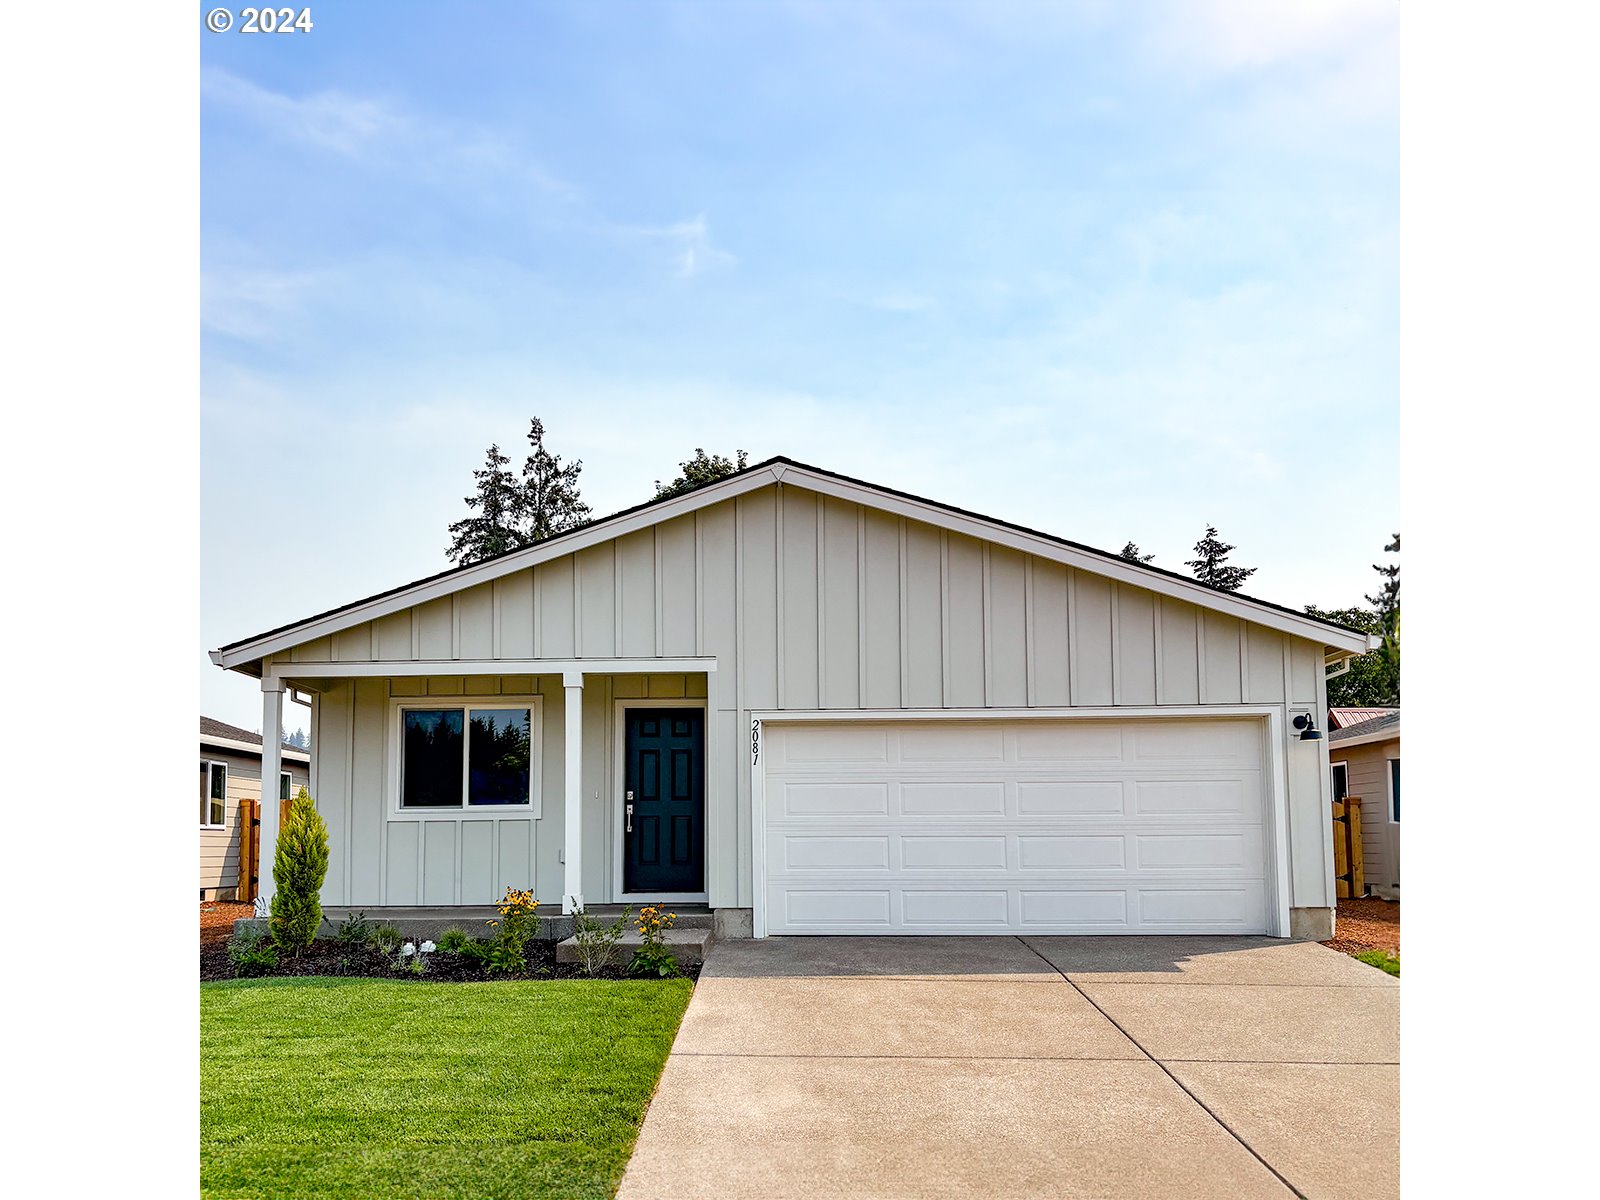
<box><xmin>250</xmin><ymin>658</ymin><xmax>732</xmax><ymax>925</ymax></box>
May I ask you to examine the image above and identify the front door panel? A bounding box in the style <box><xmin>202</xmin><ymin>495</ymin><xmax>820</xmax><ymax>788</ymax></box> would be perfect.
<box><xmin>624</xmin><ymin>708</ymin><xmax>705</xmax><ymax>894</ymax></box>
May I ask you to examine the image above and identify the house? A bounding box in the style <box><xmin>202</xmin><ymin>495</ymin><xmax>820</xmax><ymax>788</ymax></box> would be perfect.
<box><xmin>209</xmin><ymin>457</ymin><xmax>1376</xmax><ymax>938</ymax></box>
<box><xmin>200</xmin><ymin>716</ymin><xmax>311</xmax><ymax>901</ymax></box>
<box><xmin>1328</xmin><ymin>708</ymin><xmax>1400</xmax><ymax>900</ymax></box>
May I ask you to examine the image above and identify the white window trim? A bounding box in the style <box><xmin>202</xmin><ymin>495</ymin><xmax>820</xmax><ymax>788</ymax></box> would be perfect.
<box><xmin>200</xmin><ymin>759</ymin><xmax>228</xmax><ymax>829</ymax></box>
<box><xmin>280</xmin><ymin>770</ymin><xmax>294</xmax><ymax>802</ymax></box>
<box><xmin>610</xmin><ymin>698</ymin><xmax>710</xmax><ymax>904</ymax></box>
<box><xmin>388</xmin><ymin>694</ymin><xmax>544</xmax><ymax>820</ymax></box>
<box><xmin>1330</xmin><ymin>761</ymin><xmax>1349</xmax><ymax>802</ymax></box>
<box><xmin>1386</xmin><ymin>755</ymin><xmax>1400</xmax><ymax>824</ymax></box>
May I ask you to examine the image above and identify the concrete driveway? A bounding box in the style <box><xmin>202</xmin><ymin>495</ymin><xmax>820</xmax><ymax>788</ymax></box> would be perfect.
<box><xmin>618</xmin><ymin>936</ymin><xmax>1397</xmax><ymax>1200</ymax></box>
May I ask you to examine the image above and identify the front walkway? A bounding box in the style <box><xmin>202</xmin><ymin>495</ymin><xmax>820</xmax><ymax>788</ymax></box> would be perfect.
<box><xmin>618</xmin><ymin>936</ymin><xmax>1398</xmax><ymax>1199</ymax></box>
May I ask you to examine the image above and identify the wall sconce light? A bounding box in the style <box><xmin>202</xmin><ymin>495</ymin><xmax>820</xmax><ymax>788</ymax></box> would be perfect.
<box><xmin>1293</xmin><ymin>712</ymin><xmax>1323</xmax><ymax>741</ymax></box>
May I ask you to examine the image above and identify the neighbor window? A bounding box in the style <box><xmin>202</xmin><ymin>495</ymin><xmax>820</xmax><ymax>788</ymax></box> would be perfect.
<box><xmin>200</xmin><ymin>761</ymin><xmax>227</xmax><ymax>827</ymax></box>
<box><xmin>280</xmin><ymin>771</ymin><xmax>293</xmax><ymax>802</ymax></box>
<box><xmin>1330</xmin><ymin>763</ymin><xmax>1348</xmax><ymax>803</ymax></box>
<box><xmin>400</xmin><ymin>705</ymin><xmax>533</xmax><ymax>809</ymax></box>
<box><xmin>1389</xmin><ymin>759</ymin><xmax>1400</xmax><ymax>823</ymax></box>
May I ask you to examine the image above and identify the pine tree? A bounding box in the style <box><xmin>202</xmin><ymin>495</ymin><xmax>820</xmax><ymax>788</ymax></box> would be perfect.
<box><xmin>520</xmin><ymin>417</ymin><xmax>591</xmax><ymax>541</ymax></box>
<box><xmin>445</xmin><ymin>443</ymin><xmax>528</xmax><ymax>565</ymax></box>
<box><xmin>654</xmin><ymin>448</ymin><xmax>750</xmax><ymax>499</ymax></box>
<box><xmin>270</xmin><ymin>787</ymin><xmax>329</xmax><ymax>955</ymax></box>
<box><xmin>1119</xmin><ymin>541</ymin><xmax>1155</xmax><ymax>564</ymax></box>
<box><xmin>1186</xmin><ymin>525</ymin><xmax>1257</xmax><ymax>592</ymax></box>
<box><xmin>1363</xmin><ymin>533</ymin><xmax>1400</xmax><ymax>702</ymax></box>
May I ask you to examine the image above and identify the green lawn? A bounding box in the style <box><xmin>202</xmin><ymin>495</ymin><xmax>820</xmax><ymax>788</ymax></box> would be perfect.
<box><xmin>201</xmin><ymin>977</ymin><xmax>693</xmax><ymax>1200</ymax></box>
<box><xmin>1353</xmin><ymin>949</ymin><xmax>1400</xmax><ymax>977</ymax></box>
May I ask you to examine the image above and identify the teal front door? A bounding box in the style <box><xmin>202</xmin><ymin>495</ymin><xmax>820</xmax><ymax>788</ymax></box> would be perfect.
<box><xmin>623</xmin><ymin>708</ymin><xmax>705</xmax><ymax>894</ymax></box>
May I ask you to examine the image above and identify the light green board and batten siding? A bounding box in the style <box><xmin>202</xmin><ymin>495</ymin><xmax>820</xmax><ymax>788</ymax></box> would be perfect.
<box><xmin>283</xmin><ymin>484</ymin><xmax>1331</xmax><ymax>912</ymax></box>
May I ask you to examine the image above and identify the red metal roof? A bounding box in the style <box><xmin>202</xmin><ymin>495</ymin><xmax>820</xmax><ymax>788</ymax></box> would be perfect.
<box><xmin>1328</xmin><ymin>707</ymin><xmax>1398</xmax><ymax>730</ymax></box>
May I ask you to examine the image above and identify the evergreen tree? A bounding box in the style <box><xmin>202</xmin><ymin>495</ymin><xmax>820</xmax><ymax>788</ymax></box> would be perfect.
<box><xmin>1363</xmin><ymin>533</ymin><xmax>1400</xmax><ymax>702</ymax></box>
<box><xmin>1185</xmin><ymin>525</ymin><xmax>1257</xmax><ymax>592</ymax></box>
<box><xmin>520</xmin><ymin>417</ymin><xmax>591</xmax><ymax>542</ymax></box>
<box><xmin>445</xmin><ymin>443</ymin><xmax>527</xmax><ymax>565</ymax></box>
<box><xmin>654</xmin><ymin>448</ymin><xmax>749</xmax><ymax>499</ymax></box>
<box><xmin>270</xmin><ymin>787</ymin><xmax>329</xmax><ymax>955</ymax></box>
<box><xmin>1303</xmin><ymin>604</ymin><xmax>1395</xmax><ymax>707</ymax></box>
<box><xmin>1119</xmin><ymin>541</ymin><xmax>1155</xmax><ymax>564</ymax></box>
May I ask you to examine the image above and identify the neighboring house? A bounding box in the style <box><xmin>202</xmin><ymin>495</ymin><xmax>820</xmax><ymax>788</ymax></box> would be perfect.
<box><xmin>210</xmin><ymin>457</ymin><xmax>1376</xmax><ymax>938</ymax></box>
<box><xmin>200</xmin><ymin>716</ymin><xmax>311</xmax><ymax>901</ymax></box>
<box><xmin>1328</xmin><ymin>709</ymin><xmax>1400</xmax><ymax>900</ymax></box>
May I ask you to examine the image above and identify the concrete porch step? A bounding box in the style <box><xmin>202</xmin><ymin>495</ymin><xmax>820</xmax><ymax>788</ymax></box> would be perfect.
<box><xmin>556</xmin><ymin>926</ymin><xmax>715</xmax><ymax>969</ymax></box>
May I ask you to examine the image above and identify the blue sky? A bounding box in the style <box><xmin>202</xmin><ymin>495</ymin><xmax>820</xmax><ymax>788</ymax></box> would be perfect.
<box><xmin>202</xmin><ymin>0</ymin><xmax>1397</xmax><ymax>734</ymax></box>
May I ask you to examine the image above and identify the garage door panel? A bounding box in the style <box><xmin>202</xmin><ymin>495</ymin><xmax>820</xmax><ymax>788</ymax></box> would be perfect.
<box><xmin>1138</xmin><ymin>885</ymin><xmax>1264</xmax><ymax>928</ymax></box>
<box><xmin>1016</xmin><ymin>780</ymin><xmax>1127</xmax><ymax>815</ymax></box>
<box><xmin>777</xmin><ymin>726</ymin><xmax>889</xmax><ymax>766</ymax></box>
<box><xmin>1013</xmin><ymin>723</ymin><xmax>1125</xmax><ymax>761</ymax></box>
<box><xmin>1017</xmin><ymin>834</ymin><xmax>1127</xmax><ymax>870</ymax></box>
<box><xmin>902</xmin><ymin>889</ymin><xmax>1010</xmax><ymax>925</ymax></box>
<box><xmin>784</xmin><ymin>889</ymin><xmax>892</xmax><ymax>927</ymax></box>
<box><xmin>901</xmin><ymin>835</ymin><xmax>1008</xmax><ymax>870</ymax></box>
<box><xmin>782</xmin><ymin>835</ymin><xmax>891</xmax><ymax>871</ymax></box>
<box><xmin>762</xmin><ymin>719</ymin><xmax>1270</xmax><ymax>935</ymax></box>
<box><xmin>901</xmin><ymin>781</ymin><xmax>1006</xmax><ymax>815</ymax></box>
<box><xmin>782</xmin><ymin>782</ymin><xmax>889</xmax><ymax>815</ymax></box>
<box><xmin>1135</xmin><ymin>829</ymin><xmax>1263</xmax><ymax>872</ymax></box>
<box><xmin>1019</xmin><ymin>890</ymin><xmax>1129</xmax><ymax>926</ymax></box>
<box><xmin>1133</xmin><ymin>777</ymin><xmax>1257</xmax><ymax>817</ymax></box>
<box><xmin>900</xmin><ymin>724</ymin><xmax>1006</xmax><ymax>761</ymax></box>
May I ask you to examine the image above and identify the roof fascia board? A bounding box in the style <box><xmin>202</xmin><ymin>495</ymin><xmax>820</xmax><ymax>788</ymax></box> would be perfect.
<box><xmin>781</xmin><ymin>466</ymin><xmax>1370</xmax><ymax>653</ymax></box>
<box><xmin>201</xmin><ymin>734</ymin><xmax>311</xmax><ymax>761</ymax></box>
<box><xmin>213</xmin><ymin>466</ymin><xmax>784</xmax><ymax>669</ymax></box>
<box><xmin>1329</xmin><ymin>723</ymin><xmax>1400</xmax><ymax>750</ymax></box>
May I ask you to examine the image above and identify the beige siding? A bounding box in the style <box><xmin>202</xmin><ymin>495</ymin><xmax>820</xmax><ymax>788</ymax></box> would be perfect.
<box><xmin>276</xmin><ymin>483</ymin><xmax>1336</xmax><ymax>913</ymax></box>
<box><xmin>1333</xmin><ymin>737</ymin><xmax>1400</xmax><ymax>890</ymax></box>
<box><xmin>198</xmin><ymin>749</ymin><xmax>310</xmax><ymax>898</ymax></box>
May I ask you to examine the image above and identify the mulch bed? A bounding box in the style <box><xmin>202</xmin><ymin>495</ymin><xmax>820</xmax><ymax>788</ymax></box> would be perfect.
<box><xmin>201</xmin><ymin>901</ymin><xmax>254</xmax><ymax>946</ymax></box>
<box><xmin>200</xmin><ymin>902</ymin><xmax>700</xmax><ymax>983</ymax></box>
<box><xmin>1322</xmin><ymin>896</ymin><xmax>1400</xmax><ymax>955</ymax></box>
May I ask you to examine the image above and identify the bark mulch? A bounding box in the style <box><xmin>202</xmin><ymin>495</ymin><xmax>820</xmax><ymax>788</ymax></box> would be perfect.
<box><xmin>201</xmin><ymin>901</ymin><xmax>254</xmax><ymax>946</ymax></box>
<box><xmin>1322</xmin><ymin>896</ymin><xmax>1400</xmax><ymax>955</ymax></box>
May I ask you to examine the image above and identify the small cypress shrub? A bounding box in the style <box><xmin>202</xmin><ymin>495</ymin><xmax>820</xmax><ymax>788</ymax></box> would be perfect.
<box><xmin>270</xmin><ymin>787</ymin><xmax>329</xmax><ymax>954</ymax></box>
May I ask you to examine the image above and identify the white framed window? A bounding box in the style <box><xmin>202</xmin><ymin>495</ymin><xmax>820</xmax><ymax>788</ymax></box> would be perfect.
<box><xmin>1388</xmin><ymin>757</ymin><xmax>1400</xmax><ymax>823</ymax></box>
<box><xmin>390</xmin><ymin>696</ymin><xmax>543</xmax><ymax>817</ymax></box>
<box><xmin>280</xmin><ymin>771</ymin><xmax>293</xmax><ymax>802</ymax></box>
<box><xmin>1330</xmin><ymin>761</ymin><xmax>1349</xmax><ymax>803</ymax></box>
<box><xmin>200</xmin><ymin>760</ymin><xmax>227</xmax><ymax>828</ymax></box>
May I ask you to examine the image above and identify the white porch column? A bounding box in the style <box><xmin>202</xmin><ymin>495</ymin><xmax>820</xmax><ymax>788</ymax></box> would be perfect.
<box><xmin>562</xmin><ymin>671</ymin><xmax>584</xmax><ymax>914</ymax></box>
<box><xmin>258</xmin><ymin>676</ymin><xmax>285</xmax><ymax>912</ymax></box>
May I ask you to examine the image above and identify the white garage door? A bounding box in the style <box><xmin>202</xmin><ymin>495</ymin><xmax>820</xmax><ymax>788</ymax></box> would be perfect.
<box><xmin>759</xmin><ymin>717</ymin><xmax>1271</xmax><ymax>935</ymax></box>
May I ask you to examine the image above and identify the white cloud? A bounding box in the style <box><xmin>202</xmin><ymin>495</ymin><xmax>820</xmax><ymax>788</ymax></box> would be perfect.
<box><xmin>1144</xmin><ymin>0</ymin><xmax>1395</xmax><ymax>74</ymax></box>
<box><xmin>201</xmin><ymin>67</ymin><xmax>404</xmax><ymax>156</ymax></box>
<box><xmin>201</xmin><ymin>263</ymin><xmax>329</xmax><ymax>341</ymax></box>
<box><xmin>613</xmin><ymin>213</ymin><xmax>737</xmax><ymax>279</ymax></box>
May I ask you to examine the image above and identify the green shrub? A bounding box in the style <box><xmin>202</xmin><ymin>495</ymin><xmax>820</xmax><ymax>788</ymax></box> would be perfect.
<box><xmin>436</xmin><ymin>927</ymin><xmax>473</xmax><ymax>953</ymax></box>
<box><xmin>569</xmin><ymin>901</ymin><xmax>631</xmax><ymax>976</ymax></box>
<box><xmin>367</xmin><ymin>924</ymin><xmax>404</xmax><ymax>956</ymax></box>
<box><xmin>270</xmin><ymin>788</ymin><xmax>329</xmax><ymax>955</ymax></box>
<box><xmin>455</xmin><ymin>938</ymin><xmax>492</xmax><ymax>967</ymax></box>
<box><xmin>227</xmin><ymin>926</ymin><xmax>279</xmax><ymax>977</ymax></box>
<box><xmin>335</xmin><ymin>911</ymin><xmax>373</xmax><ymax>948</ymax></box>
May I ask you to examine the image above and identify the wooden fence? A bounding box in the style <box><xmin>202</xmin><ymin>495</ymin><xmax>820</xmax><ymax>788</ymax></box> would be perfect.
<box><xmin>1332</xmin><ymin>795</ymin><xmax>1365</xmax><ymax>899</ymax></box>
<box><xmin>237</xmin><ymin>797</ymin><xmax>293</xmax><ymax>905</ymax></box>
